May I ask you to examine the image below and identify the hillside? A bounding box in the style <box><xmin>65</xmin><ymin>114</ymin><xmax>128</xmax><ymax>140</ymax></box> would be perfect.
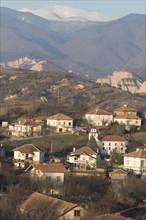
<box><xmin>0</xmin><ymin>67</ymin><xmax>145</xmax><ymax>119</ymax></box>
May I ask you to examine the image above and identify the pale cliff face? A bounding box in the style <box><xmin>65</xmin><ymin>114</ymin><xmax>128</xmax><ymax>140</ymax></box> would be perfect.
<box><xmin>96</xmin><ymin>70</ymin><xmax>145</xmax><ymax>94</ymax></box>
<box><xmin>0</xmin><ymin>57</ymin><xmax>61</xmax><ymax>72</ymax></box>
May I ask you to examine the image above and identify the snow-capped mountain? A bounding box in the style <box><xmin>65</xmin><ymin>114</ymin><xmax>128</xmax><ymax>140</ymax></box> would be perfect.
<box><xmin>19</xmin><ymin>5</ymin><xmax>115</xmax><ymax>22</ymax></box>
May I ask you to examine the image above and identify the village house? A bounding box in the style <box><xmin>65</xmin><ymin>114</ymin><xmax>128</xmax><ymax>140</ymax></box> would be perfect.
<box><xmin>13</xmin><ymin>144</ymin><xmax>45</xmax><ymax>168</ymax></box>
<box><xmin>113</xmin><ymin>104</ymin><xmax>142</xmax><ymax>129</ymax></box>
<box><xmin>25</xmin><ymin>163</ymin><xmax>67</xmax><ymax>185</ymax></box>
<box><xmin>9</xmin><ymin>119</ymin><xmax>43</xmax><ymax>137</ymax></box>
<box><xmin>67</xmin><ymin>146</ymin><xmax>97</xmax><ymax>170</ymax></box>
<box><xmin>20</xmin><ymin>192</ymin><xmax>85</xmax><ymax>219</ymax></box>
<box><xmin>34</xmin><ymin>116</ymin><xmax>48</xmax><ymax>125</ymax></box>
<box><xmin>97</xmin><ymin>135</ymin><xmax>127</xmax><ymax>156</ymax></box>
<box><xmin>109</xmin><ymin>169</ymin><xmax>128</xmax><ymax>180</ymax></box>
<box><xmin>123</xmin><ymin>148</ymin><xmax>146</xmax><ymax>176</ymax></box>
<box><xmin>85</xmin><ymin>108</ymin><xmax>113</xmax><ymax>126</ymax></box>
<box><xmin>46</xmin><ymin>113</ymin><xmax>74</xmax><ymax>133</ymax></box>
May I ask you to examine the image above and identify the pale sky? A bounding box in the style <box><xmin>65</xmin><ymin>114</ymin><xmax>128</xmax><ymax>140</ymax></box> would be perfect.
<box><xmin>0</xmin><ymin>0</ymin><xmax>145</xmax><ymax>17</ymax></box>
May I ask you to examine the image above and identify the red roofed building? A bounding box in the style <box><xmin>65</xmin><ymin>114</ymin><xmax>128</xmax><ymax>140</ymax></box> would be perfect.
<box><xmin>85</xmin><ymin>108</ymin><xmax>113</xmax><ymax>126</ymax></box>
<box><xmin>67</xmin><ymin>146</ymin><xmax>97</xmax><ymax>170</ymax></box>
<box><xmin>25</xmin><ymin>163</ymin><xmax>67</xmax><ymax>184</ymax></box>
<box><xmin>113</xmin><ymin>105</ymin><xmax>141</xmax><ymax>129</ymax></box>
<box><xmin>20</xmin><ymin>192</ymin><xmax>85</xmax><ymax>219</ymax></box>
<box><xmin>97</xmin><ymin>135</ymin><xmax>127</xmax><ymax>156</ymax></box>
<box><xmin>9</xmin><ymin>119</ymin><xmax>42</xmax><ymax>137</ymax></box>
<box><xmin>13</xmin><ymin>144</ymin><xmax>45</xmax><ymax>168</ymax></box>
<box><xmin>46</xmin><ymin>113</ymin><xmax>73</xmax><ymax>133</ymax></box>
<box><xmin>124</xmin><ymin>148</ymin><xmax>146</xmax><ymax>176</ymax></box>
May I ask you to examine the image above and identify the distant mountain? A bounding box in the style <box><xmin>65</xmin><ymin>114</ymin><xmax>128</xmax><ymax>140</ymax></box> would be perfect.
<box><xmin>1</xmin><ymin>7</ymin><xmax>145</xmax><ymax>78</ymax></box>
<box><xmin>19</xmin><ymin>5</ymin><xmax>115</xmax><ymax>22</ymax></box>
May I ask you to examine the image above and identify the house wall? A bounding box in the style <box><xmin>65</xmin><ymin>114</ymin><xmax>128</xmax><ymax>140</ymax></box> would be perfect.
<box><xmin>97</xmin><ymin>139</ymin><xmax>126</xmax><ymax>155</ymax></box>
<box><xmin>114</xmin><ymin>118</ymin><xmax>141</xmax><ymax>127</ymax></box>
<box><xmin>85</xmin><ymin>114</ymin><xmax>113</xmax><ymax>126</ymax></box>
<box><xmin>68</xmin><ymin>154</ymin><xmax>96</xmax><ymax>169</ymax></box>
<box><xmin>47</xmin><ymin>119</ymin><xmax>73</xmax><ymax>128</ymax></box>
<box><xmin>123</xmin><ymin>156</ymin><xmax>146</xmax><ymax>174</ymax></box>
<box><xmin>30</xmin><ymin>168</ymin><xmax>64</xmax><ymax>183</ymax></box>
<box><xmin>114</xmin><ymin>110</ymin><xmax>137</xmax><ymax>116</ymax></box>
<box><xmin>14</xmin><ymin>151</ymin><xmax>42</xmax><ymax>162</ymax></box>
<box><xmin>59</xmin><ymin>206</ymin><xmax>85</xmax><ymax>220</ymax></box>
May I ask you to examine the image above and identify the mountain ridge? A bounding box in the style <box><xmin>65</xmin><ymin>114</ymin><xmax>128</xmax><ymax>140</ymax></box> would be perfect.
<box><xmin>1</xmin><ymin>7</ymin><xmax>145</xmax><ymax>78</ymax></box>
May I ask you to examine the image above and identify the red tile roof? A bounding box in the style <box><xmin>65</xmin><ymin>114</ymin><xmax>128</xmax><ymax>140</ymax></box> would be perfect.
<box><xmin>17</xmin><ymin>119</ymin><xmax>41</xmax><ymax>127</ymax></box>
<box><xmin>47</xmin><ymin>113</ymin><xmax>73</xmax><ymax>120</ymax></box>
<box><xmin>70</xmin><ymin>146</ymin><xmax>97</xmax><ymax>156</ymax></box>
<box><xmin>113</xmin><ymin>105</ymin><xmax>137</xmax><ymax>113</ymax></box>
<box><xmin>14</xmin><ymin>144</ymin><xmax>40</xmax><ymax>154</ymax></box>
<box><xmin>20</xmin><ymin>192</ymin><xmax>79</xmax><ymax>217</ymax></box>
<box><xmin>109</xmin><ymin>169</ymin><xmax>128</xmax><ymax>175</ymax></box>
<box><xmin>124</xmin><ymin>148</ymin><xmax>146</xmax><ymax>158</ymax></box>
<box><xmin>101</xmin><ymin>135</ymin><xmax>126</xmax><ymax>142</ymax></box>
<box><xmin>32</xmin><ymin>163</ymin><xmax>67</xmax><ymax>173</ymax></box>
<box><xmin>86</xmin><ymin>109</ymin><xmax>113</xmax><ymax>115</ymax></box>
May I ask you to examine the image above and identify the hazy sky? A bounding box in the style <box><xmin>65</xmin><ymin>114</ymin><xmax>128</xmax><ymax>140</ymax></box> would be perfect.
<box><xmin>1</xmin><ymin>0</ymin><xmax>145</xmax><ymax>17</ymax></box>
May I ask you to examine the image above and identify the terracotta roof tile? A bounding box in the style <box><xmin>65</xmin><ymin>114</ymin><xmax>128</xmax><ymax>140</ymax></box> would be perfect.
<box><xmin>14</xmin><ymin>144</ymin><xmax>40</xmax><ymax>154</ymax></box>
<box><xmin>70</xmin><ymin>146</ymin><xmax>97</xmax><ymax>156</ymax></box>
<box><xmin>20</xmin><ymin>192</ymin><xmax>78</xmax><ymax>217</ymax></box>
<box><xmin>113</xmin><ymin>105</ymin><xmax>137</xmax><ymax>113</ymax></box>
<box><xmin>109</xmin><ymin>169</ymin><xmax>128</xmax><ymax>175</ymax></box>
<box><xmin>101</xmin><ymin>135</ymin><xmax>126</xmax><ymax>142</ymax></box>
<box><xmin>124</xmin><ymin>148</ymin><xmax>146</xmax><ymax>158</ymax></box>
<box><xmin>17</xmin><ymin>119</ymin><xmax>41</xmax><ymax>127</ymax></box>
<box><xmin>47</xmin><ymin>113</ymin><xmax>73</xmax><ymax>120</ymax></box>
<box><xmin>86</xmin><ymin>109</ymin><xmax>113</xmax><ymax>115</ymax></box>
<box><xmin>32</xmin><ymin>163</ymin><xmax>67</xmax><ymax>173</ymax></box>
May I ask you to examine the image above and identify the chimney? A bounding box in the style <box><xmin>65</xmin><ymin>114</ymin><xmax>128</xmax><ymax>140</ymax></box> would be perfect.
<box><xmin>73</xmin><ymin>147</ymin><xmax>76</xmax><ymax>152</ymax></box>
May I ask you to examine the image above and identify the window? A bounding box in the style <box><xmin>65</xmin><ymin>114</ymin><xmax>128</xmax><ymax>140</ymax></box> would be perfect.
<box><xmin>121</xmin><ymin>147</ymin><xmax>123</xmax><ymax>151</ymax></box>
<box><xmin>103</xmin><ymin>143</ymin><xmax>104</xmax><ymax>146</ymax></box>
<box><xmin>69</xmin><ymin>122</ymin><xmax>71</xmax><ymax>126</ymax></box>
<box><xmin>109</xmin><ymin>147</ymin><xmax>111</xmax><ymax>151</ymax></box>
<box><xmin>74</xmin><ymin>210</ymin><xmax>80</xmax><ymax>217</ymax></box>
<box><xmin>121</xmin><ymin>143</ymin><xmax>123</xmax><ymax>146</ymax></box>
<box><xmin>103</xmin><ymin>147</ymin><xmax>105</xmax><ymax>150</ymax></box>
<box><xmin>115</xmin><ymin>143</ymin><xmax>117</xmax><ymax>146</ymax></box>
<box><xmin>109</xmin><ymin>143</ymin><xmax>111</xmax><ymax>146</ymax></box>
<box><xmin>57</xmin><ymin>176</ymin><xmax>61</xmax><ymax>183</ymax></box>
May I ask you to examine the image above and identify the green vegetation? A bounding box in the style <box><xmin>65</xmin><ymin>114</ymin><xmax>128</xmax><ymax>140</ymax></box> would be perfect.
<box><xmin>2</xmin><ymin>133</ymin><xmax>88</xmax><ymax>154</ymax></box>
<box><xmin>87</xmin><ymin>135</ymin><xmax>98</xmax><ymax>152</ymax></box>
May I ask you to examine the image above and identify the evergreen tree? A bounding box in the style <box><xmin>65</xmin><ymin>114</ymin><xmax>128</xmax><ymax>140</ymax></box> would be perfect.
<box><xmin>87</xmin><ymin>135</ymin><xmax>98</xmax><ymax>152</ymax></box>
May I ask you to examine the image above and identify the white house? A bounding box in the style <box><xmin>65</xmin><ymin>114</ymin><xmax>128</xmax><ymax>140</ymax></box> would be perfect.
<box><xmin>85</xmin><ymin>108</ymin><xmax>113</xmax><ymax>126</ymax></box>
<box><xmin>20</xmin><ymin>192</ymin><xmax>85</xmax><ymax>220</ymax></box>
<box><xmin>46</xmin><ymin>113</ymin><xmax>73</xmax><ymax>133</ymax></box>
<box><xmin>67</xmin><ymin>146</ymin><xmax>97</xmax><ymax>170</ymax></box>
<box><xmin>13</xmin><ymin>144</ymin><xmax>45</xmax><ymax>168</ymax></box>
<box><xmin>9</xmin><ymin>119</ymin><xmax>42</xmax><ymax>137</ymax></box>
<box><xmin>123</xmin><ymin>148</ymin><xmax>146</xmax><ymax>176</ymax></box>
<box><xmin>25</xmin><ymin>163</ymin><xmax>67</xmax><ymax>185</ymax></box>
<box><xmin>97</xmin><ymin>135</ymin><xmax>127</xmax><ymax>156</ymax></box>
<box><xmin>113</xmin><ymin>104</ymin><xmax>142</xmax><ymax>129</ymax></box>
